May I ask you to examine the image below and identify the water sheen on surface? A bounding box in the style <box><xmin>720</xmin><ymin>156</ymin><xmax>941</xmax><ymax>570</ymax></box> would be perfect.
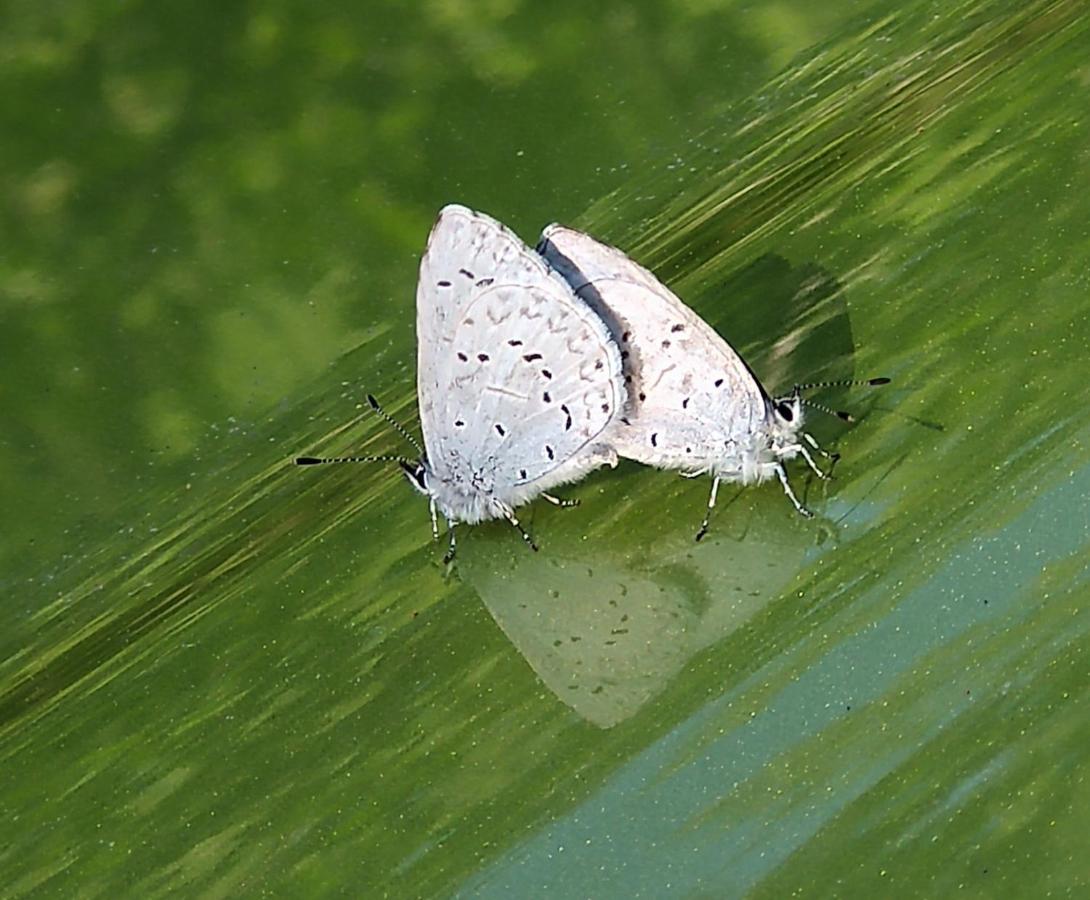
<box><xmin>1</xmin><ymin>0</ymin><xmax>1087</xmax><ymax>896</ymax></box>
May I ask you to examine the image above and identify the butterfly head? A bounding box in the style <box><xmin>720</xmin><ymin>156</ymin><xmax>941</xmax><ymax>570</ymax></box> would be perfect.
<box><xmin>770</xmin><ymin>389</ymin><xmax>805</xmax><ymax>444</ymax></box>
<box><xmin>399</xmin><ymin>459</ymin><xmax>430</xmax><ymax>496</ymax></box>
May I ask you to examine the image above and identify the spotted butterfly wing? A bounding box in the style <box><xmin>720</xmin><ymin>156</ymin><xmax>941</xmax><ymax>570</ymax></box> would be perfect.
<box><xmin>417</xmin><ymin>206</ymin><xmax>626</xmax><ymax>525</ymax></box>
<box><xmin>537</xmin><ymin>224</ymin><xmax>773</xmax><ymax>474</ymax></box>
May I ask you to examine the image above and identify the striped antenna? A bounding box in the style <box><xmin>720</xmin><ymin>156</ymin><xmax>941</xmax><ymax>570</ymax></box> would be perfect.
<box><xmin>794</xmin><ymin>376</ymin><xmax>890</xmax><ymax>392</ymax></box>
<box><xmin>296</xmin><ymin>453</ymin><xmax>412</xmax><ymax>466</ymax></box>
<box><xmin>800</xmin><ymin>397</ymin><xmax>857</xmax><ymax>423</ymax></box>
<box><xmin>786</xmin><ymin>376</ymin><xmax>890</xmax><ymax>424</ymax></box>
<box><xmin>366</xmin><ymin>394</ymin><xmax>424</xmax><ymax>456</ymax></box>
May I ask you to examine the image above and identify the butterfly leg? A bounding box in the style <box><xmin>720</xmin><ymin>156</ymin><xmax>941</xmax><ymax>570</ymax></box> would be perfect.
<box><xmin>803</xmin><ymin>431</ymin><xmax>842</xmax><ymax>476</ymax></box>
<box><xmin>775</xmin><ymin>463</ymin><xmax>814</xmax><ymax>518</ymax></box>
<box><xmin>503</xmin><ymin>509</ymin><xmax>539</xmax><ymax>552</ymax></box>
<box><xmin>542</xmin><ymin>492</ymin><xmax>579</xmax><ymax>508</ymax></box>
<box><xmin>795</xmin><ymin>442</ymin><xmax>832</xmax><ymax>480</ymax></box>
<box><xmin>694</xmin><ymin>474</ymin><xmax>722</xmax><ymax>542</ymax></box>
<box><xmin>429</xmin><ymin>499</ymin><xmax>440</xmax><ymax>542</ymax></box>
<box><xmin>803</xmin><ymin>431</ymin><xmax>838</xmax><ymax>462</ymax></box>
<box><xmin>443</xmin><ymin>523</ymin><xmax>457</xmax><ymax>564</ymax></box>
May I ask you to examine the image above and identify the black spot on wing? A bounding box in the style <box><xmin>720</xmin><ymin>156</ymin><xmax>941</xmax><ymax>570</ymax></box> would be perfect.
<box><xmin>545</xmin><ymin>445</ymin><xmax>555</xmax><ymax>461</ymax></box>
<box><xmin>638</xmin><ymin>392</ymin><xmax>646</xmax><ymax>402</ymax></box>
<box><xmin>543</xmin><ymin>391</ymin><xmax>551</xmax><ymax>403</ymax></box>
<box><xmin>671</xmin><ymin>323</ymin><xmax>684</xmax><ymax>332</ymax></box>
<box><xmin>651</xmin><ymin>433</ymin><xmax>658</xmax><ymax>447</ymax></box>
<box><xmin>438</xmin><ymin>280</ymin><xmax>452</xmax><ymax>287</ymax></box>
<box><xmin>478</xmin><ymin>353</ymin><xmax>489</xmax><ymax>362</ymax></box>
<box><xmin>661</xmin><ymin>340</ymin><xmax>671</xmax><ymax>348</ymax></box>
<box><xmin>508</xmin><ymin>339</ymin><xmax>523</xmax><ymax>346</ymax></box>
<box><xmin>476</xmin><ymin>277</ymin><xmax>494</xmax><ymax>287</ymax></box>
<box><xmin>542</xmin><ymin>369</ymin><xmax>552</xmax><ymax>379</ymax></box>
<box><xmin>495</xmin><ymin>423</ymin><xmax>506</xmax><ymax>437</ymax></box>
<box><xmin>457</xmin><ymin>352</ymin><xmax>468</xmax><ymax>362</ymax></box>
<box><xmin>523</xmin><ymin>353</ymin><xmax>543</xmax><ymax>362</ymax></box>
<box><xmin>714</xmin><ymin>378</ymin><xmax>724</xmax><ymax>387</ymax></box>
<box><xmin>459</xmin><ymin>268</ymin><xmax>474</xmax><ymax>279</ymax></box>
<box><xmin>682</xmin><ymin>397</ymin><xmax>690</xmax><ymax>409</ymax></box>
<box><xmin>560</xmin><ymin>404</ymin><xmax>572</xmax><ymax>430</ymax></box>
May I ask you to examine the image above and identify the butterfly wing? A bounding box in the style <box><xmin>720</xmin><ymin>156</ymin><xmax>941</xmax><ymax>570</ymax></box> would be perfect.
<box><xmin>417</xmin><ymin>206</ymin><xmax>626</xmax><ymax>516</ymax></box>
<box><xmin>538</xmin><ymin>225</ymin><xmax>771</xmax><ymax>473</ymax></box>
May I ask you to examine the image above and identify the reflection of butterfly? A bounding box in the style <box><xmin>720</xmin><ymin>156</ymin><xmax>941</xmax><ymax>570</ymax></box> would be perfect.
<box><xmin>298</xmin><ymin>205</ymin><xmax>627</xmax><ymax>561</ymax></box>
<box><xmin>538</xmin><ymin>224</ymin><xmax>887</xmax><ymax>539</ymax></box>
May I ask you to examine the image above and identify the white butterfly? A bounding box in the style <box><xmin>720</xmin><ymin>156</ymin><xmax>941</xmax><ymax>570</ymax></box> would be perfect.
<box><xmin>538</xmin><ymin>224</ymin><xmax>886</xmax><ymax>539</ymax></box>
<box><xmin>299</xmin><ymin>205</ymin><xmax>627</xmax><ymax>560</ymax></box>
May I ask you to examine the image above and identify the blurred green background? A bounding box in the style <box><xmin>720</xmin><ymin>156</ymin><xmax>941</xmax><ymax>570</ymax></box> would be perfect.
<box><xmin>2</xmin><ymin>0</ymin><xmax>1087</xmax><ymax>896</ymax></box>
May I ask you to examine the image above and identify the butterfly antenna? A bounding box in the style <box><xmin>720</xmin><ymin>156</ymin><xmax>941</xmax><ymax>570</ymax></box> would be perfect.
<box><xmin>366</xmin><ymin>394</ymin><xmax>424</xmax><ymax>456</ymax></box>
<box><xmin>800</xmin><ymin>397</ymin><xmax>857</xmax><ymax>423</ymax></box>
<box><xmin>296</xmin><ymin>454</ymin><xmax>413</xmax><ymax>466</ymax></box>
<box><xmin>790</xmin><ymin>377</ymin><xmax>890</xmax><ymax>423</ymax></box>
<box><xmin>793</xmin><ymin>376</ymin><xmax>891</xmax><ymax>392</ymax></box>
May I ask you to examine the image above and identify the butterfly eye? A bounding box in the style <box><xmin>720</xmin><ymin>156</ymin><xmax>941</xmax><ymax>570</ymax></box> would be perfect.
<box><xmin>775</xmin><ymin>400</ymin><xmax>795</xmax><ymax>422</ymax></box>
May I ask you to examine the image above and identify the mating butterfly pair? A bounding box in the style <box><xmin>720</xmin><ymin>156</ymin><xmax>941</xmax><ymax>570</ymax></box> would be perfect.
<box><xmin>297</xmin><ymin>205</ymin><xmax>887</xmax><ymax>561</ymax></box>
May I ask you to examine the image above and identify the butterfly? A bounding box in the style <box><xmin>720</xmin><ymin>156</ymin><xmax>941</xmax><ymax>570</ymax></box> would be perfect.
<box><xmin>298</xmin><ymin>205</ymin><xmax>627</xmax><ymax>561</ymax></box>
<box><xmin>538</xmin><ymin>224</ymin><xmax>887</xmax><ymax>539</ymax></box>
